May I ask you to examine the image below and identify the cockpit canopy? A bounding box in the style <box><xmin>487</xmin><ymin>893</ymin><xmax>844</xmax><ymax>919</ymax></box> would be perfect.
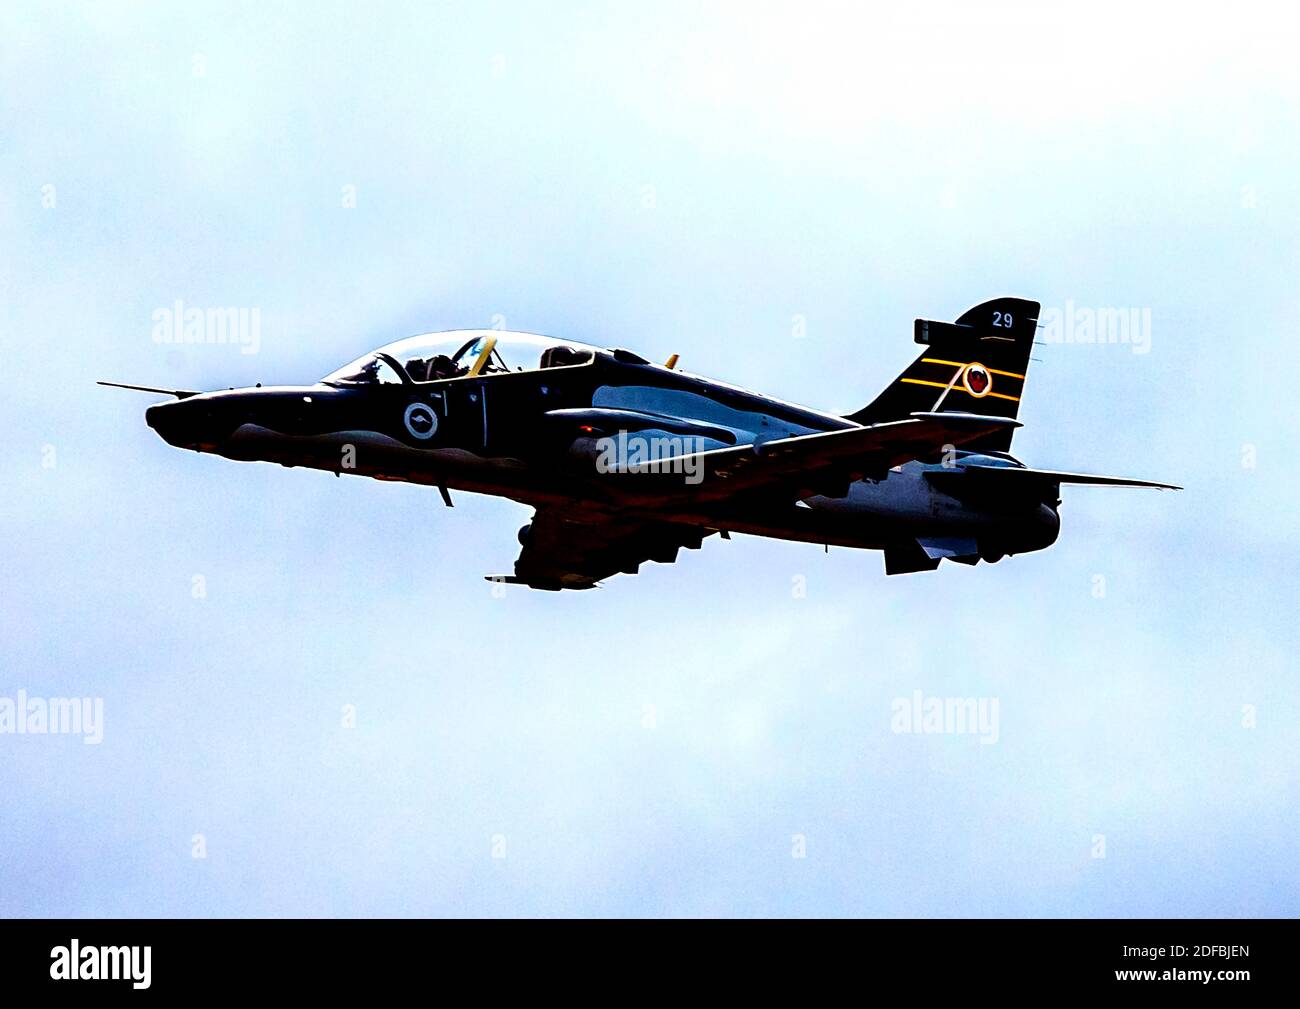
<box><xmin>323</xmin><ymin>331</ymin><xmax>598</xmax><ymax>386</ymax></box>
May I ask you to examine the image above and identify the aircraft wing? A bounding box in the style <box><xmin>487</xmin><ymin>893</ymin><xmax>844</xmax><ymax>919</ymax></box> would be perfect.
<box><xmin>489</xmin><ymin>509</ymin><xmax>713</xmax><ymax>590</ymax></box>
<box><xmin>491</xmin><ymin>414</ymin><xmax>1021</xmax><ymax>589</ymax></box>
<box><xmin>621</xmin><ymin>412</ymin><xmax>1021</xmax><ymax>502</ymax></box>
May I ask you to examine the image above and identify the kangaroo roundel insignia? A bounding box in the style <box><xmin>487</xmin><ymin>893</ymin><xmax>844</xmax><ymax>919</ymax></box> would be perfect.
<box><xmin>962</xmin><ymin>363</ymin><xmax>992</xmax><ymax>398</ymax></box>
<box><xmin>404</xmin><ymin>401</ymin><xmax>438</xmax><ymax>440</ymax></box>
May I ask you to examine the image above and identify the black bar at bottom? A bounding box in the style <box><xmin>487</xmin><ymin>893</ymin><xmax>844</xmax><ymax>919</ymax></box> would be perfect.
<box><xmin>0</xmin><ymin>918</ymin><xmax>1289</xmax><ymax>996</ymax></box>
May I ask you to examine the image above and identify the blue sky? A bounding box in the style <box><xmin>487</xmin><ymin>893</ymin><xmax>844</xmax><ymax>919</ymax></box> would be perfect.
<box><xmin>2</xmin><ymin>1</ymin><xmax>1296</xmax><ymax>916</ymax></box>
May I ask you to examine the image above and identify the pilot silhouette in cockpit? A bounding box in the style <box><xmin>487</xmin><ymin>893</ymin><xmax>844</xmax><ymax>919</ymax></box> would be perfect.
<box><xmin>429</xmin><ymin>354</ymin><xmax>460</xmax><ymax>380</ymax></box>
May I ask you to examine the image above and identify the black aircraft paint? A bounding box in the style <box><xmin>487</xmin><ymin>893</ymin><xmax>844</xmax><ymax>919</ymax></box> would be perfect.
<box><xmin>105</xmin><ymin>297</ymin><xmax>1179</xmax><ymax>589</ymax></box>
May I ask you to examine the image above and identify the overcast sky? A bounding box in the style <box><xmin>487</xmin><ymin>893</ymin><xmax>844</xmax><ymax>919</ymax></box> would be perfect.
<box><xmin>2</xmin><ymin>1</ymin><xmax>1297</xmax><ymax>916</ymax></box>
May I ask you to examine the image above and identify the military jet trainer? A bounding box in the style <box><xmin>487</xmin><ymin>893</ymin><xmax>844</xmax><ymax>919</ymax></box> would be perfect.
<box><xmin>102</xmin><ymin>297</ymin><xmax>1179</xmax><ymax>589</ymax></box>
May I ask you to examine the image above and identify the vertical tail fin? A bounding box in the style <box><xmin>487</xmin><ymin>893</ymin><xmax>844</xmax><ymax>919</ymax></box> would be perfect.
<box><xmin>848</xmin><ymin>297</ymin><xmax>1039</xmax><ymax>452</ymax></box>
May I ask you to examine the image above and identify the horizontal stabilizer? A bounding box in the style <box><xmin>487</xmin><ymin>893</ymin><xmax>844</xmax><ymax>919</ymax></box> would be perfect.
<box><xmin>928</xmin><ymin>466</ymin><xmax>1181</xmax><ymax>492</ymax></box>
<box><xmin>1008</xmin><ymin>468</ymin><xmax>1181</xmax><ymax>490</ymax></box>
<box><xmin>909</xmin><ymin>411</ymin><xmax>1021</xmax><ymax>430</ymax></box>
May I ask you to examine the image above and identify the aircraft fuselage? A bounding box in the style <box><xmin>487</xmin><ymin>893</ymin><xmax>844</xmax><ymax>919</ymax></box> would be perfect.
<box><xmin>142</xmin><ymin>335</ymin><xmax>1060</xmax><ymax>567</ymax></box>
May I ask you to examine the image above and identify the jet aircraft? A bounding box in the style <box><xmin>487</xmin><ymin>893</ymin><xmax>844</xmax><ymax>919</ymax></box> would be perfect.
<box><xmin>103</xmin><ymin>297</ymin><xmax>1179</xmax><ymax>589</ymax></box>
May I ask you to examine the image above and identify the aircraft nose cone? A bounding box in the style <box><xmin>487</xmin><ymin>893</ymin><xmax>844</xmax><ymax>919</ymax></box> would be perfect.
<box><xmin>145</xmin><ymin>401</ymin><xmax>190</xmax><ymax>446</ymax></box>
<box><xmin>145</xmin><ymin>398</ymin><xmax>223</xmax><ymax>449</ymax></box>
